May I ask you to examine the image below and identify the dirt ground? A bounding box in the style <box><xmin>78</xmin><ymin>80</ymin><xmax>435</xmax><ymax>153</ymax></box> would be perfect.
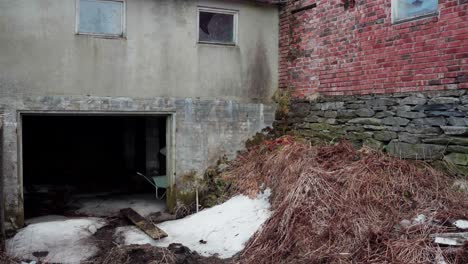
<box><xmin>90</xmin><ymin>216</ymin><xmax>229</xmax><ymax>264</ymax></box>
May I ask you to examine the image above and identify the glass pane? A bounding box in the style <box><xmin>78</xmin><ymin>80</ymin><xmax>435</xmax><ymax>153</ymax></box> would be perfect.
<box><xmin>79</xmin><ymin>0</ymin><xmax>123</xmax><ymax>35</ymax></box>
<box><xmin>394</xmin><ymin>0</ymin><xmax>437</xmax><ymax>21</ymax></box>
<box><xmin>199</xmin><ymin>11</ymin><xmax>234</xmax><ymax>44</ymax></box>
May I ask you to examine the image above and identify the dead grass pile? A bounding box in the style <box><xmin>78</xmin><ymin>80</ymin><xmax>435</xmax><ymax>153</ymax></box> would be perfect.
<box><xmin>224</xmin><ymin>136</ymin><xmax>468</xmax><ymax>263</ymax></box>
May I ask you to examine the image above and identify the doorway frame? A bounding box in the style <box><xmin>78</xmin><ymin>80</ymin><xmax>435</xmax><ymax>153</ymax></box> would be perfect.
<box><xmin>17</xmin><ymin>110</ymin><xmax>176</xmax><ymax>218</ymax></box>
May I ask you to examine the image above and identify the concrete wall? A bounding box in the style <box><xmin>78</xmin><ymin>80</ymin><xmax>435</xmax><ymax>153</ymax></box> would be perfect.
<box><xmin>0</xmin><ymin>0</ymin><xmax>279</xmax><ymax>230</ymax></box>
<box><xmin>0</xmin><ymin>0</ymin><xmax>278</xmax><ymax>101</ymax></box>
<box><xmin>279</xmin><ymin>0</ymin><xmax>467</xmax><ymax>97</ymax></box>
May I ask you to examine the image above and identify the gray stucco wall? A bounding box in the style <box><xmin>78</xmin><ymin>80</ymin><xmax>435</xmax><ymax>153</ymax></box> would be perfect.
<box><xmin>0</xmin><ymin>0</ymin><xmax>278</xmax><ymax>101</ymax></box>
<box><xmin>0</xmin><ymin>0</ymin><xmax>278</xmax><ymax>230</ymax></box>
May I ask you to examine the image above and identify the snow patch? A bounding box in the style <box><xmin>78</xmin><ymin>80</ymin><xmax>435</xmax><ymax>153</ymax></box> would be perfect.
<box><xmin>25</xmin><ymin>215</ymin><xmax>68</xmax><ymax>225</ymax></box>
<box><xmin>115</xmin><ymin>226</ymin><xmax>158</xmax><ymax>246</ymax></box>
<box><xmin>7</xmin><ymin>218</ymin><xmax>106</xmax><ymax>264</ymax></box>
<box><xmin>454</xmin><ymin>220</ymin><xmax>468</xmax><ymax>229</ymax></box>
<box><xmin>73</xmin><ymin>194</ymin><xmax>165</xmax><ymax>217</ymax></box>
<box><xmin>115</xmin><ymin>190</ymin><xmax>271</xmax><ymax>258</ymax></box>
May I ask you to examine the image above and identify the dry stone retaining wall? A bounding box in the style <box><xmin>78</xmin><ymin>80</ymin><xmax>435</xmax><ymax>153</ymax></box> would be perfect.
<box><xmin>280</xmin><ymin>90</ymin><xmax>468</xmax><ymax>175</ymax></box>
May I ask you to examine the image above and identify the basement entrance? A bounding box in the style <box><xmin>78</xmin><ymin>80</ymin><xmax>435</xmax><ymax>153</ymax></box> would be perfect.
<box><xmin>21</xmin><ymin>114</ymin><xmax>171</xmax><ymax>220</ymax></box>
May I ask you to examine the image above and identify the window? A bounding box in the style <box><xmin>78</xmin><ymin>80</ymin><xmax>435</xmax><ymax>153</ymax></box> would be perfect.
<box><xmin>198</xmin><ymin>7</ymin><xmax>238</xmax><ymax>45</ymax></box>
<box><xmin>77</xmin><ymin>0</ymin><xmax>125</xmax><ymax>37</ymax></box>
<box><xmin>392</xmin><ymin>0</ymin><xmax>438</xmax><ymax>23</ymax></box>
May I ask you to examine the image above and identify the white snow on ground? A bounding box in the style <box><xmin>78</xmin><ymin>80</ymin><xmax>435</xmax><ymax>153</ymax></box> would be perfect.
<box><xmin>115</xmin><ymin>190</ymin><xmax>271</xmax><ymax>258</ymax></box>
<box><xmin>115</xmin><ymin>226</ymin><xmax>158</xmax><ymax>246</ymax></box>
<box><xmin>454</xmin><ymin>220</ymin><xmax>468</xmax><ymax>229</ymax></box>
<box><xmin>73</xmin><ymin>194</ymin><xmax>166</xmax><ymax>217</ymax></box>
<box><xmin>25</xmin><ymin>215</ymin><xmax>68</xmax><ymax>225</ymax></box>
<box><xmin>7</xmin><ymin>218</ymin><xmax>106</xmax><ymax>264</ymax></box>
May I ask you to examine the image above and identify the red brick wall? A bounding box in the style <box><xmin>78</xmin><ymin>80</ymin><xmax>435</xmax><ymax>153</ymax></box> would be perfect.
<box><xmin>279</xmin><ymin>0</ymin><xmax>468</xmax><ymax>97</ymax></box>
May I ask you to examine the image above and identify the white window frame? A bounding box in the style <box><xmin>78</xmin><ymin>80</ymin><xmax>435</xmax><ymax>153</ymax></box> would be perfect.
<box><xmin>75</xmin><ymin>0</ymin><xmax>126</xmax><ymax>38</ymax></box>
<box><xmin>391</xmin><ymin>0</ymin><xmax>438</xmax><ymax>24</ymax></box>
<box><xmin>197</xmin><ymin>7</ymin><xmax>239</xmax><ymax>46</ymax></box>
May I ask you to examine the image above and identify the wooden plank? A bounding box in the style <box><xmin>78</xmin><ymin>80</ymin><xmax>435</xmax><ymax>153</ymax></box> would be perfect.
<box><xmin>121</xmin><ymin>208</ymin><xmax>168</xmax><ymax>240</ymax></box>
<box><xmin>430</xmin><ymin>232</ymin><xmax>468</xmax><ymax>246</ymax></box>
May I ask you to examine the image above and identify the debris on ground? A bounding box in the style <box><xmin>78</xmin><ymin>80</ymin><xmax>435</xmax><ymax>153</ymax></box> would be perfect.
<box><xmin>432</xmin><ymin>233</ymin><xmax>468</xmax><ymax>246</ymax></box>
<box><xmin>121</xmin><ymin>208</ymin><xmax>168</xmax><ymax>240</ymax></box>
<box><xmin>223</xmin><ymin>136</ymin><xmax>468</xmax><ymax>264</ymax></box>
<box><xmin>6</xmin><ymin>218</ymin><xmax>106</xmax><ymax>263</ymax></box>
<box><xmin>93</xmin><ymin>243</ymin><xmax>226</xmax><ymax>264</ymax></box>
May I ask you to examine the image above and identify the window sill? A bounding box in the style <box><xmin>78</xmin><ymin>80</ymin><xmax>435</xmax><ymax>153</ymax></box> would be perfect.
<box><xmin>75</xmin><ymin>33</ymin><xmax>126</xmax><ymax>40</ymax></box>
<box><xmin>197</xmin><ymin>41</ymin><xmax>237</xmax><ymax>47</ymax></box>
<box><xmin>392</xmin><ymin>11</ymin><xmax>438</xmax><ymax>25</ymax></box>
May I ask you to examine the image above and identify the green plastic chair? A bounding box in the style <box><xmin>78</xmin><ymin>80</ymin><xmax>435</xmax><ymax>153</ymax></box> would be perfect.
<box><xmin>136</xmin><ymin>172</ymin><xmax>168</xmax><ymax>199</ymax></box>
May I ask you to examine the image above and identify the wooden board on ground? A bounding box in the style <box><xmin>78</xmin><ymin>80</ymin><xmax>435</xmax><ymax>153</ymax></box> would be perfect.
<box><xmin>121</xmin><ymin>208</ymin><xmax>168</xmax><ymax>240</ymax></box>
<box><xmin>430</xmin><ymin>232</ymin><xmax>468</xmax><ymax>246</ymax></box>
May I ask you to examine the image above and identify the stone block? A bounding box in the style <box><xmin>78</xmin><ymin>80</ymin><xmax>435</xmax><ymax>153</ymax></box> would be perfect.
<box><xmin>429</xmin><ymin>97</ymin><xmax>460</xmax><ymax>105</ymax></box>
<box><xmin>423</xmin><ymin>137</ymin><xmax>468</xmax><ymax>146</ymax></box>
<box><xmin>324</xmin><ymin>118</ymin><xmax>338</xmax><ymax>125</ymax></box>
<box><xmin>447</xmin><ymin>117</ymin><xmax>468</xmax><ymax>126</ymax></box>
<box><xmin>392</xmin><ymin>105</ymin><xmax>412</xmax><ymax>112</ymax></box>
<box><xmin>318</xmin><ymin>102</ymin><xmax>344</xmax><ymax>111</ymax></box>
<box><xmin>382</xmin><ymin>117</ymin><xmax>410</xmax><ymax>126</ymax></box>
<box><xmin>337</xmin><ymin>110</ymin><xmax>357</xmax><ymax>118</ymax></box>
<box><xmin>410</xmin><ymin>117</ymin><xmax>447</xmax><ymax>127</ymax></box>
<box><xmin>347</xmin><ymin>103</ymin><xmax>365</xmax><ymax>109</ymax></box>
<box><xmin>399</xmin><ymin>96</ymin><xmax>427</xmax><ymax>105</ymax></box>
<box><xmin>414</xmin><ymin>104</ymin><xmax>456</xmax><ymax>111</ymax></box>
<box><xmin>405</xmin><ymin>125</ymin><xmax>441</xmax><ymax>134</ymax></box>
<box><xmin>373</xmin><ymin>131</ymin><xmax>397</xmax><ymax>141</ymax></box>
<box><xmin>348</xmin><ymin>118</ymin><xmax>381</xmax><ymax>125</ymax></box>
<box><xmin>440</xmin><ymin>126</ymin><xmax>468</xmax><ymax>136</ymax></box>
<box><xmin>447</xmin><ymin>145</ymin><xmax>468</xmax><ymax>154</ymax></box>
<box><xmin>345</xmin><ymin>126</ymin><xmax>365</xmax><ymax>132</ymax></box>
<box><xmin>363</xmin><ymin>125</ymin><xmax>386</xmax><ymax>130</ymax></box>
<box><xmin>444</xmin><ymin>153</ymin><xmax>468</xmax><ymax>166</ymax></box>
<box><xmin>323</xmin><ymin>111</ymin><xmax>338</xmax><ymax>118</ymax></box>
<box><xmin>386</xmin><ymin>141</ymin><xmax>445</xmax><ymax>160</ymax></box>
<box><xmin>396</xmin><ymin>111</ymin><xmax>426</xmax><ymax>119</ymax></box>
<box><xmin>398</xmin><ymin>132</ymin><xmax>423</xmax><ymax>144</ymax></box>
<box><xmin>426</xmin><ymin>111</ymin><xmax>465</xmax><ymax>117</ymax></box>
<box><xmin>374</xmin><ymin>111</ymin><xmax>395</xmax><ymax>118</ymax></box>
<box><xmin>461</xmin><ymin>95</ymin><xmax>468</xmax><ymax>104</ymax></box>
<box><xmin>355</xmin><ymin>108</ymin><xmax>375</xmax><ymax>117</ymax></box>
<box><xmin>458</xmin><ymin>105</ymin><xmax>468</xmax><ymax>112</ymax></box>
<box><xmin>363</xmin><ymin>138</ymin><xmax>384</xmax><ymax>150</ymax></box>
<box><xmin>345</xmin><ymin>131</ymin><xmax>373</xmax><ymax>141</ymax></box>
<box><xmin>303</xmin><ymin>116</ymin><xmax>323</xmax><ymax>123</ymax></box>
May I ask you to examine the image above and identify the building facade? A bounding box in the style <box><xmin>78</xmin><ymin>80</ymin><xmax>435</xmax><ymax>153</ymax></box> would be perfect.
<box><xmin>277</xmin><ymin>0</ymin><xmax>467</xmax><ymax>174</ymax></box>
<box><xmin>0</xmin><ymin>0</ymin><xmax>279</xmax><ymax>230</ymax></box>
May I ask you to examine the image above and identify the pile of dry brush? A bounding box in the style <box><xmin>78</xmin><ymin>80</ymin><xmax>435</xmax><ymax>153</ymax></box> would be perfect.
<box><xmin>224</xmin><ymin>136</ymin><xmax>468</xmax><ymax>264</ymax></box>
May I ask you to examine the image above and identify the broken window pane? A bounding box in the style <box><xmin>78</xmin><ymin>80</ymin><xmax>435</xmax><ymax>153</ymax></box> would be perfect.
<box><xmin>199</xmin><ymin>11</ymin><xmax>235</xmax><ymax>44</ymax></box>
<box><xmin>79</xmin><ymin>0</ymin><xmax>124</xmax><ymax>36</ymax></box>
<box><xmin>393</xmin><ymin>0</ymin><xmax>438</xmax><ymax>22</ymax></box>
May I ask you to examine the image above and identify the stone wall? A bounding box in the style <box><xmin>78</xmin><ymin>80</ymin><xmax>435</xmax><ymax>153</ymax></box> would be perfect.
<box><xmin>280</xmin><ymin>90</ymin><xmax>468</xmax><ymax>175</ymax></box>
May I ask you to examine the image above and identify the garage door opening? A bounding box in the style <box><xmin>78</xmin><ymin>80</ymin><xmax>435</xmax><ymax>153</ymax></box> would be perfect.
<box><xmin>21</xmin><ymin>114</ymin><xmax>172</xmax><ymax>220</ymax></box>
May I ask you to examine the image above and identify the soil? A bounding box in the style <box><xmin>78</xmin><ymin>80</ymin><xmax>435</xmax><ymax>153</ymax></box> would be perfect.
<box><xmin>89</xmin><ymin>216</ymin><xmax>228</xmax><ymax>264</ymax></box>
